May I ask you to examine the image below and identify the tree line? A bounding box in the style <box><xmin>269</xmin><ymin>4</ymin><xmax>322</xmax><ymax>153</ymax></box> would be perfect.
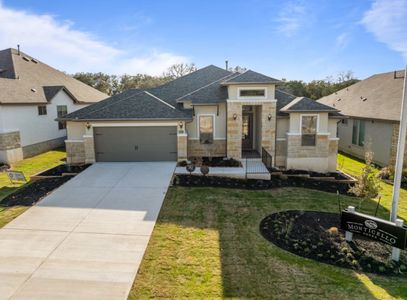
<box><xmin>73</xmin><ymin>64</ymin><xmax>359</xmax><ymax>99</ymax></box>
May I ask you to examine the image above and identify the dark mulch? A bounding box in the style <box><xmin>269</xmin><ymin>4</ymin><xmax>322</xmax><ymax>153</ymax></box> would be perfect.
<box><xmin>177</xmin><ymin>157</ymin><xmax>242</xmax><ymax>168</ymax></box>
<box><xmin>37</xmin><ymin>164</ymin><xmax>90</xmax><ymax>176</ymax></box>
<box><xmin>0</xmin><ymin>163</ymin><xmax>10</xmax><ymax>172</ymax></box>
<box><xmin>260</xmin><ymin>210</ymin><xmax>407</xmax><ymax>276</ymax></box>
<box><xmin>281</xmin><ymin>169</ymin><xmax>349</xmax><ymax>180</ymax></box>
<box><xmin>0</xmin><ymin>176</ymin><xmax>73</xmax><ymax>207</ymax></box>
<box><xmin>173</xmin><ymin>175</ymin><xmax>352</xmax><ymax>195</ymax></box>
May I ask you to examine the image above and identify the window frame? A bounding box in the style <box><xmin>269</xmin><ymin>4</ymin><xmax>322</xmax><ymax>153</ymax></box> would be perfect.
<box><xmin>37</xmin><ymin>105</ymin><xmax>47</xmax><ymax>116</ymax></box>
<box><xmin>352</xmin><ymin>119</ymin><xmax>365</xmax><ymax>147</ymax></box>
<box><xmin>300</xmin><ymin>114</ymin><xmax>319</xmax><ymax>147</ymax></box>
<box><xmin>237</xmin><ymin>87</ymin><xmax>267</xmax><ymax>100</ymax></box>
<box><xmin>198</xmin><ymin>114</ymin><xmax>215</xmax><ymax>144</ymax></box>
<box><xmin>57</xmin><ymin>105</ymin><xmax>68</xmax><ymax>130</ymax></box>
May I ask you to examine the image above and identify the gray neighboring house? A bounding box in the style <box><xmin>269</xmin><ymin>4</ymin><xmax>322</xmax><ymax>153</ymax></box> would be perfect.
<box><xmin>61</xmin><ymin>65</ymin><xmax>342</xmax><ymax>172</ymax></box>
<box><xmin>318</xmin><ymin>70</ymin><xmax>405</xmax><ymax>167</ymax></box>
<box><xmin>0</xmin><ymin>48</ymin><xmax>108</xmax><ymax>163</ymax></box>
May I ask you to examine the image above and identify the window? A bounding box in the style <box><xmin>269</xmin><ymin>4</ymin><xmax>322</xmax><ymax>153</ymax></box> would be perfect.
<box><xmin>301</xmin><ymin>115</ymin><xmax>317</xmax><ymax>146</ymax></box>
<box><xmin>352</xmin><ymin>119</ymin><xmax>365</xmax><ymax>146</ymax></box>
<box><xmin>57</xmin><ymin>105</ymin><xmax>68</xmax><ymax>130</ymax></box>
<box><xmin>239</xmin><ymin>89</ymin><xmax>266</xmax><ymax>97</ymax></box>
<box><xmin>38</xmin><ymin>105</ymin><xmax>47</xmax><ymax>115</ymax></box>
<box><xmin>199</xmin><ymin>115</ymin><xmax>214</xmax><ymax>144</ymax></box>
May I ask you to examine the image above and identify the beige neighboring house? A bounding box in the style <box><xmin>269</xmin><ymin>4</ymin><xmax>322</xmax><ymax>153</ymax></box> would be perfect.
<box><xmin>318</xmin><ymin>70</ymin><xmax>405</xmax><ymax>167</ymax></box>
<box><xmin>60</xmin><ymin>65</ymin><xmax>342</xmax><ymax>173</ymax></box>
<box><xmin>0</xmin><ymin>48</ymin><xmax>108</xmax><ymax>163</ymax></box>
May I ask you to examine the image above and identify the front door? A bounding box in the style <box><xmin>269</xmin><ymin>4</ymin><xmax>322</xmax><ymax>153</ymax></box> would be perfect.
<box><xmin>242</xmin><ymin>113</ymin><xmax>253</xmax><ymax>150</ymax></box>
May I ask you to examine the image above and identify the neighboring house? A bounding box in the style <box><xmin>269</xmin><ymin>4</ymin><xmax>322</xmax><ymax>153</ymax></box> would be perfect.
<box><xmin>0</xmin><ymin>48</ymin><xmax>108</xmax><ymax>163</ymax></box>
<box><xmin>60</xmin><ymin>65</ymin><xmax>342</xmax><ymax>172</ymax></box>
<box><xmin>318</xmin><ymin>70</ymin><xmax>405</xmax><ymax>167</ymax></box>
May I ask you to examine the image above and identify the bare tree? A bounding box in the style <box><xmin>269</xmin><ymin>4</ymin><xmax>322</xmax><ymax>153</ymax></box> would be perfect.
<box><xmin>164</xmin><ymin>63</ymin><xmax>197</xmax><ymax>79</ymax></box>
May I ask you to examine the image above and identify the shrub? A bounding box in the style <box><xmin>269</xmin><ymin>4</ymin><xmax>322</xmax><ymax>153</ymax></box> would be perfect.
<box><xmin>377</xmin><ymin>166</ymin><xmax>393</xmax><ymax>180</ymax></box>
<box><xmin>349</xmin><ymin>151</ymin><xmax>381</xmax><ymax>206</ymax></box>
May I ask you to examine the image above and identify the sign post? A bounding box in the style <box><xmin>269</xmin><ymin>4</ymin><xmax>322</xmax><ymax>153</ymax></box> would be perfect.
<box><xmin>345</xmin><ymin>206</ymin><xmax>355</xmax><ymax>242</ymax></box>
<box><xmin>390</xmin><ymin>65</ymin><xmax>407</xmax><ymax>261</ymax></box>
<box><xmin>392</xmin><ymin>219</ymin><xmax>404</xmax><ymax>261</ymax></box>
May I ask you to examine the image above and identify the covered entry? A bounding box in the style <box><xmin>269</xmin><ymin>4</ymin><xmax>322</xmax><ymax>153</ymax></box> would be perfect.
<box><xmin>94</xmin><ymin>126</ymin><xmax>177</xmax><ymax>162</ymax></box>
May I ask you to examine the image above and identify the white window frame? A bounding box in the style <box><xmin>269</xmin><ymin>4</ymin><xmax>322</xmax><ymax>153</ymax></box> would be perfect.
<box><xmin>197</xmin><ymin>114</ymin><xmax>216</xmax><ymax>143</ymax></box>
<box><xmin>237</xmin><ymin>87</ymin><xmax>267</xmax><ymax>100</ymax></box>
<box><xmin>299</xmin><ymin>114</ymin><xmax>319</xmax><ymax>146</ymax></box>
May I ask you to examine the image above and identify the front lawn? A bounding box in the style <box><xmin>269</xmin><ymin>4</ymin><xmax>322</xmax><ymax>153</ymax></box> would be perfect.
<box><xmin>129</xmin><ymin>187</ymin><xmax>407</xmax><ymax>299</ymax></box>
<box><xmin>0</xmin><ymin>149</ymin><xmax>66</xmax><ymax>228</ymax></box>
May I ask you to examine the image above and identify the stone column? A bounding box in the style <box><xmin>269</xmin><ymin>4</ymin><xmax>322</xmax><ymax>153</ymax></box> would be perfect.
<box><xmin>0</xmin><ymin>131</ymin><xmax>23</xmax><ymax>163</ymax></box>
<box><xmin>65</xmin><ymin>140</ymin><xmax>85</xmax><ymax>164</ymax></box>
<box><xmin>177</xmin><ymin>133</ymin><xmax>188</xmax><ymax>161</ymax></box>
<box><xmin>261</xmin><ymin>102</ymin><xmax>277</xmax><ymax>163</ymax></box>
<box><xmin>83</xmin><ymin>135</ymin><xmax>95</xmax><ymax>164</ymax></box>
<box><xmin>227</xmin><ymin>102</ymin><xmax>242</xmax><ymax>159</ymax></box>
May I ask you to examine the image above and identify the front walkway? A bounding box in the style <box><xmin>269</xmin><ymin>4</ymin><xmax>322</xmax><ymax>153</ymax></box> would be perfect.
<box><xmin>0</xmin><ymin>162</ymin><xmax>175</xmax><ymax>300</ymax></box>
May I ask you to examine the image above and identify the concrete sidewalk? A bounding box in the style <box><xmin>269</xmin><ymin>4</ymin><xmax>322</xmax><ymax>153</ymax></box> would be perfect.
<box><xmin>0</xmin><ymin>162</ymin><xmax>175</xmax><ymax>300</ymax></box>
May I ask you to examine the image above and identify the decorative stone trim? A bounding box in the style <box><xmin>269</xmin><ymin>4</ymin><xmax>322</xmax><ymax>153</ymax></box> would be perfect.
<box><xmin>0</xmin><ymin>131</ymin><xmax>21</xmax><ymax>150</ymax></box>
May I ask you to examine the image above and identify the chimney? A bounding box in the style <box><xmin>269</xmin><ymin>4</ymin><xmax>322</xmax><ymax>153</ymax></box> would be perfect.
<box><xmin>225</xmin><ymin>60</ymin><xmax>228</xmax><ymax>71</ymax></box>
<box><xmin>17</xmin><ymin>44</ymin><xmax>20</xmax><ymax>55</ymax></box>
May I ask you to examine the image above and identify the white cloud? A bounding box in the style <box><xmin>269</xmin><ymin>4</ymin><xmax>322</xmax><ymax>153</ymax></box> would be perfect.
<box><xmin>361</xmin><ymin>0</ymin><xmax>407</xmax><ymax>61</ymax></box>
<box><xmin>276</xmin><ymin>1</ymin><xmax>307</xmax><ymax>37</ymax></box>
<box><xmin>0</xmin><ymin>3</ymin><xmax>188</xmax><ymax>75</ymax></box>
<box><xmin>335</xmin><ymin>33</ymin><xmax>349</xmax><ymax>49</ymax></box>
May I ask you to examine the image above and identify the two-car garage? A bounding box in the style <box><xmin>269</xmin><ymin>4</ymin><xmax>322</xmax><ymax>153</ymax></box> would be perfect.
<box><xmin>93</xmin><ymin>126</ymin><xmax>178</xmax><ymax>162</ymax></box>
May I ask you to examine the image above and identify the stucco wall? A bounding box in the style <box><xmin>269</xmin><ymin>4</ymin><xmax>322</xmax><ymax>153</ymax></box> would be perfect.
<box><xmin>338</xmin><ymin>118</ymin><xmax>393</xmax><ymax>166</ymax></box>
<box><xmin>277</xmin><ymin>118</ymin><xmax>289</xmax><ymax>138</ymax></box>
<box><xmin>227</xmin><ymin>84</ymin><xmax>276</xmax><ymax>100</ymax></box>
<box><xmin>288</xmin><ymin>112</ymin><xmax>329</xmax><ymax>133</ymax></box>
<box><xmin>186</xmin><ymin>103</ymin><xmax>226</xmax><ymax>140</ymax></box>
<box><xmin>0</xmin><ymin>90</ymin><xmax>88</xmax><ymax>147</ymax></box>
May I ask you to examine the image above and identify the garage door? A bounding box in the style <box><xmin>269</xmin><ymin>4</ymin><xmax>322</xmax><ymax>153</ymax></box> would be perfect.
<box><xmin>94</xmin><ymin>126</ymin><xmax>177</xmax><ymax>162</ymax></box>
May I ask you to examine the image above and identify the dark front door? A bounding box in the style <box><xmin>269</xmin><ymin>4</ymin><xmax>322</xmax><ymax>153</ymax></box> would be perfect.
<box><xmin>94</xmin><ymin>126</ymin><xmax>177</xmax><ymax>162</ymax></box>
<box><xmin>242</xmin><ymin>113</ymin><xmax>253</xmax><ymax>150</ymax></box>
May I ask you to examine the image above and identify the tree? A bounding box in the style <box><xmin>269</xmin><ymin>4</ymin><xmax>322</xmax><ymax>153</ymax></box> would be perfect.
<box><xmin>72</xmin><ymin>72</ymin><xmax>118</xmax><ymax>95</ymax></box>
<box><xmin>164</xmin><ymin>63</ymin><xmax>197</xmax><ymax>79</ymax></box>
<box><xmin>118</xmin><ymin>74</ymin><xmax>172</xmax><ymax>92</ymax></box>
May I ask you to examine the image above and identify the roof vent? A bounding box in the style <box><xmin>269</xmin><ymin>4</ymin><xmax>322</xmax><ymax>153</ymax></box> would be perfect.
<box><xmin>31</xmin><ymin>88</ymin><xmax>37</xmax><ymax>93</ymax></box>
<box><xmin>362</xmin><ymin>97</ymin><xmax>367</xmax><ymax>101</ymax></box>
<box><xmin>22</xmin><ymin>56</ymin><xmax>30</xmax><ymax>62</ymax></box>
<box><xmin>31</xmin><ymin>58</ymin><xmax>38</xmax><ymax>64</ymax></box>
<box><xmin>337</xmin><ymin>98</ymin><xmax>341</xmax><ymax>101</ymax></box>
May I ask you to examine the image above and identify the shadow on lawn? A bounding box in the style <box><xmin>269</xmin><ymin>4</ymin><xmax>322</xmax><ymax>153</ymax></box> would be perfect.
<box><xmin>142</xmin><ymin>187</ymin><xmax>407</xmax><ymax>299</ymax></box>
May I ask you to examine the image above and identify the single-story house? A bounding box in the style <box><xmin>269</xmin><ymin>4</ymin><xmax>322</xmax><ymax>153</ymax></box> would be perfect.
<box><xmin>0</xmin><ymin>48</ymin><xmax>108</xmax><ymax>163</ymax></box>
<box><xmin>318</xmin><ymin>70</ymin><xmax>405</xmax><ymax>167</ymax></box>
<box><xmin>61</xmin><ymin>65</ymin><xmax>342</xmax><ymax>173</ymax></box>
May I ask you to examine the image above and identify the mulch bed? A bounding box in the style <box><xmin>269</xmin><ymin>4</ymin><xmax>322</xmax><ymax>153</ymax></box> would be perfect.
<box><xmin>0</xmin><ymin>163</ymin><xmax>10</xmax><ymax>172</ymax></box>
<box><xmin>260</xmin><ymin>210</ymin><xmax>407</xmax><ymax>276</ymax></box>
<box><xmin>173</xmin><ymin>175</ymin><xmax>352</xmax><ymax>194</ymax></box>
<box><xmin>37</xmin><ymin>164</ymin><xmax>90</xmax><ymax>176</ymax></box>
<box><xmin>0</xmin><ymin>176</ymin><xmax>73</xmax><ymax>206</ymax></box>
<box><xmin>177</xmin><ymin>157</ymin><xmax>242</xmax><ymax>168</ymax></box>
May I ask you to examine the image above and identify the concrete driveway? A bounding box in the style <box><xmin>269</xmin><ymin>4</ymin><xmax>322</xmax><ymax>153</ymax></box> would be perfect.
<box><xmin>0</xmin><ymin>162</ymin><xmax>175</xmax><ymax>300</ymax></box>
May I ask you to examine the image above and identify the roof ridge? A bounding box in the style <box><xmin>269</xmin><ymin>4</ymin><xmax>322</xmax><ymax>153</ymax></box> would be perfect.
<box><xmin>144</xmin><ymin>91</ymin><xmax>176</xmax><ymax>109</ymax></box>
<box><xmin>175</xmin><ymin>73</ymin><xmax>238</xmax><ymax>102</ymax></box>
<box><xmin>222</xmin><ymin>69</ymin><xmax>249</xmax><ymax>82</ymax></box>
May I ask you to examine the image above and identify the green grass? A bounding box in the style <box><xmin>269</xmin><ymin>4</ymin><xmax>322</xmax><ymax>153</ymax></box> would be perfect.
<box><xmin>337</xmin><ymin>152</ymin><xmax>407</xmax><ymax>221</ymax></box>
<box><xmin>130</xmin><ymin>153</ymin><xmax>407</xmax><ymax>299</ymax></box>
<box><xmin>0</xmin><ymin>149</ymin><xmax>66</xmax><ymax>228</ymax></box>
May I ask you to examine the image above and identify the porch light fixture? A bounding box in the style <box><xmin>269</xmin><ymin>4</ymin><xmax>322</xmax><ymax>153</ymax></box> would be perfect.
<box><xmin>85</xmin><ymin>122</ymin><xmax>91</xmax><ymax>130</ymax></box>
<box><xmin>268</xmin><ymin>114</ymin><xmax>272</xmax><ymax>121</ymax></box>
<box><xmin>233</xmin><ymin>113</ymin><xmax>238</xmax><ymax>120</ymax></box>
<box><xmin>178</xmin><ymin>121</ymin><xmax>184</xmax><ymax>130</ymax></box>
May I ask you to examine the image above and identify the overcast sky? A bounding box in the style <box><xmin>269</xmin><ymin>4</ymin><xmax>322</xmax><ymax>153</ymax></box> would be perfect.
<box><xmin>1</xmin><ymin>0</ymin><xmax>406</xmax><ymax>81</ymax></box>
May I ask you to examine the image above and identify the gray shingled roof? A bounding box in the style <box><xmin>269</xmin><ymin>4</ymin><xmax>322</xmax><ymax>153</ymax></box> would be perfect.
<box><xmin>222</xmin><ymin>70</ymin><xmax>281</xmax><ymax>85</ymax></box>
<box><xmin>0</xmin><ymin>48</ymin><xmax>108</xmax><ymax>104</ymax></box>
<box><xmin>275</xmin><ymin>89</ymin><xmax>297</xmax><ymax>116</ymax></box>
<box><xmin>281</xmin><ymin>96</ymin><xmax>339</xmax><ymax>113</ymax></box>
<box><xmin>61</xmin><ymin>89</ymin><xmax>192</xmax><ymax>121</ymax></box>
<box><xmin>318</xmin><ymin>70</ymin><xmax>405</xmax><ymax>121</ymax></box>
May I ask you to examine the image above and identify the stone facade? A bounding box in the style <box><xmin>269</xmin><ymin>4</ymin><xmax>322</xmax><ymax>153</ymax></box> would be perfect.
<box><xmin>226</xmin><ymin>100</ymin><xmax>276</xmax><ymax>160</ymax></box>
<box><xmin>83</xmin><ymin>135</ymin><xmax>95</xmax><ymax>164</ymax></box>
<box><xmin>389</xmin><ymin>123</ymin><xmax>407</xmax><ymax>167</ymax></box>
<box><xmin>286</xmin><ymin>134</ymin><xmax>329</xmax><ymax>158</ymax></box>
<box><xmin>65</xmin><ymin>141</ymin><xmax>85</xmax><ymax>164</ymax></box>
<box><xmin>187</xmin><ymin>139</ymin><xmax>226</xmax><ymax>157</ymax></box>
<box><xmin>275</xmin><ymin>139</ymin><xmax>287</xmax><ymax>167</ymax></box>
<box><xmin>0</xmin><ymin>131</ymin><xmax>21</xmax><ymax>150</ymax></box>
<box><xmin>22</xmin><ymin>137</ymin><xmax>65</xmax><ymax>158</ymax></box>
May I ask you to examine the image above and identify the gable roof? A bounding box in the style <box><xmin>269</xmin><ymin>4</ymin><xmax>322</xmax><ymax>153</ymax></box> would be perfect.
<box><xmin>61</xmin><ymin>89</ymin><xmax>192</xmax><ymax>121</ymax></box>
<box><xmin>0</xmin><ymin>48</ymin><xmax>108</xmax><ymax>104</ymax></box>
<box><xmin>281</xmin><ymin>96</ymin><xmax>339</xmax><ymax>113</ymax></box>
<box><xmin>221</xmin><ymin>70</ymin><xmax>281</xmax><ymax>85</ymax></box>
<box><xmin>318</xmin><ymin>70</ymin><xmax>405</xmax><ymax>122</ymax></box>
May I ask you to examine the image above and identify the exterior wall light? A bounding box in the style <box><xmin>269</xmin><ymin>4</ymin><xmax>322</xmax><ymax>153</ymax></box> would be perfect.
<box><xmin>268</xmin><ymin>114</ymin><xmax>272</xmax><ymax>121</ymax></box>
<box><xmin>85</xmin><ymin>122</ymin><xmax>91</xmax><ymax>130</ymax></box>
<box><xmin>178</xmin><ymin>121</ymin><xmax>184</xmax><ymax>130</ymax></box>
<box><xmin>233</xmin><ymin>113</ymin><xmax>238</xmax><ymax>120</ymax></box>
